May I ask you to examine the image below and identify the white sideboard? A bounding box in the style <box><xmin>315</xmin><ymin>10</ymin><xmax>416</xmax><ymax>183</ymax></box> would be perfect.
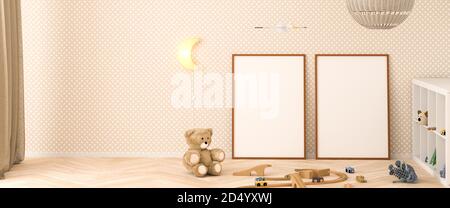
<box><xmin>412</xmin><ymin>78</ymin><xmax>450</xmax><ymax>186</ymax></box>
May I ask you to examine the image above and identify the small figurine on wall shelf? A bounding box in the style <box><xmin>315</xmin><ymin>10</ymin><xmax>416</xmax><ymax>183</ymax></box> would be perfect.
<box><xmin>388</xmin><ymin>160</ymin><xmax>418</xmax><ymax>183</ymax></box>
<box><xmin>417</xmin><ymin>110</ymin><xmax>428</xmax><ymax>126</ymax></box>
<box><xmin>345</xmin><ymin>166</ymin><xmax>355</xmax><ymax>174</ymax></box>
<box><xmin>430</xmin><ymin>149</ymin><xmax>437</xmax><ymax>166</ymax></box>
<box><xmin>440</xmin><ymin>129</ymin><xmax>446</xmax><ymax>136</ymax></box>
<box><xmin>440</xmin><ymin>166</ymin><xmax>446</xmax><ymax>178</ymax></box>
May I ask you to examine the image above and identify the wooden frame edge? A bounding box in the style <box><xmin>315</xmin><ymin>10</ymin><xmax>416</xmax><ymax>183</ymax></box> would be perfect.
<box><xmin>314</xmin><ymin>54</ymin><xmax>391</xmax><ymax>160</ymax></box>
<box><xmin>232</xmin><ymin>54</ymin><xmax>307</xmax><ymax>160</ymax></box>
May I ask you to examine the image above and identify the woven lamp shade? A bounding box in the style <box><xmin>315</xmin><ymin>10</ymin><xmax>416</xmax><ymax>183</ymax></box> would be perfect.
<box><xmin>346</xmin><ymin>0</ymin><xmax>415</xmax><ymax>29</ymax></box>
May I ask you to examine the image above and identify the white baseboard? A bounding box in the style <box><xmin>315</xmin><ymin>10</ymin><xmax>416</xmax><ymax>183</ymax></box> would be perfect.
<box><xmin>25</xmin><ymin>152</ymin><xmax>234</xmax><ymax>158</ymax></box>
<box><xmin>305</xmin><ymin>153</ymin><xmax>412</xmax><ymax>160</ymax></box>
<box><xmin>26</xmin><ymin>152</ymin><xmax>412</xmax><ymax>160</ymax></box>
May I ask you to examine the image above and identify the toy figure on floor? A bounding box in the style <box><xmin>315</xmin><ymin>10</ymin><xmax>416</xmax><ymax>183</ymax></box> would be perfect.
<box><xmin>182</xmin><ymin>128</ymin><xmax>225</xmax><ymax>177</ymax></box>
<box><xmin>388</xmin><ymin>160</ymin><xmax>418</xmax><ymax>183</ymax></box>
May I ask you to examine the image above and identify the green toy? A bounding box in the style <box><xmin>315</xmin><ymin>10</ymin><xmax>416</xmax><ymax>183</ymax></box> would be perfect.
<box><xmin>429</xmin><ymin>149</ymin><xmax>437</xmax><ymax>166</ymax></box>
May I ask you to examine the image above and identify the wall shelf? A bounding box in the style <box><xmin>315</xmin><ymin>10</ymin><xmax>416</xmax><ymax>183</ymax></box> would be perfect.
<box><xmin>412</xmin><ymin>78</ymin><xmax>450</xmax><ymax>186</ymax></box>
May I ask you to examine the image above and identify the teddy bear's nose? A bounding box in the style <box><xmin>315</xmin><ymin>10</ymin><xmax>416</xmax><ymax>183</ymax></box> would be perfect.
<box><xmin>204</xmin><ymin>142</ymin><xmax>208</xmax><ymax>144</ymax></box>
<box><xmin>418</xmin><ymin>118</ymin><xmax>421</xmax><ymax>121</ymax></box>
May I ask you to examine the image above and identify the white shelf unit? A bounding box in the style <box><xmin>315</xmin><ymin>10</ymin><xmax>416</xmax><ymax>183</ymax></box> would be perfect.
<box><xmin>412</xmin><ymin>78</ymin><xmax>450</xmax><ymax>186</ymax></box>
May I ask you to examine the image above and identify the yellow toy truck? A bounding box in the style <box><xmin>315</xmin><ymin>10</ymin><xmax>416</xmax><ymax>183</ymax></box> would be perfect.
<box><xmin>255</xmin><ymin>177</ymin><xmax>268</xmax><ymax>187</ymax></box>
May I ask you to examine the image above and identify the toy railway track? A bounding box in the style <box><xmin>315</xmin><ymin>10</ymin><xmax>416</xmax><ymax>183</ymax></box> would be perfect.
<box><xmin>238</xmin><ymin>170</ymin><xmax>348</xmax><ymax>188</ymax></box>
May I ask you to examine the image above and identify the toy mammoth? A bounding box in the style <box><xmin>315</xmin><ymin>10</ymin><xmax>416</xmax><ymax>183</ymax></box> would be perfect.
<box><xmin>388</xmin><ymin>160</ymin><xmax>417</xmax><ymax>183</ymax></box>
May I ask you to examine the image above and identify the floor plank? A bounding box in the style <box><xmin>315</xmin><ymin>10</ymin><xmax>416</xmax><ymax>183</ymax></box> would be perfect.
<box><xmin>0</xmin><ymin>157</ymin><xmax>444</xmax><ymax>188</ymax></box>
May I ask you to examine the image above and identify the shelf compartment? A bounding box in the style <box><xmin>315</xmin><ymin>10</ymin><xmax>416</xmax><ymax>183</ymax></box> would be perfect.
<box><xmin>428</xmin><ymin>91</ymin><xmax>436</xmax><ymax>127</ymax></box>
<box><xmin>412</xmin><ymin>78</ymin><xmax>450</xmax><ymax>186</ymax></box>
<box><xmin>419</xmin><ymin>127</ymin><xmax>428</xmax><ymax>162</ymax></box>
<box><xmin>427</xmin><ymin>132</ymin><xmax>436</xmax><ymax>170</ymax></box>
<box><xmin>413</xmin><ymin>122</ymin><xmax>420</xmax><ymax>158</ymax></box>
<box><xmin>436</xmin><ymin>138</ymin><xmax>446</xmax><ymax>179</ymax></box>
<box><xmin>436</xmin><ymin>93</ymin><xmax>446</xmax><ymax>133</ymax></box>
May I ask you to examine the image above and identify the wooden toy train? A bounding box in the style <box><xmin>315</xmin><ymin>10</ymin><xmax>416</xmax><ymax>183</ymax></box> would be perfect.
<box><xmin>239</xmin><ymin>168</ymin><xmax>348</xmax><ymax>188</ymax></box>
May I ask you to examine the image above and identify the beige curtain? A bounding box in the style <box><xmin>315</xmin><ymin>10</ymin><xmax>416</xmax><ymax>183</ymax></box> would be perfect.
<box><xmin>0</xmin><ymin>0</ymin><xmax>25</xmax><ymax>179</ymax></box>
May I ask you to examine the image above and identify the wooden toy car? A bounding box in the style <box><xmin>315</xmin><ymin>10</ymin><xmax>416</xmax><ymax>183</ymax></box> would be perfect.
<box><xmin>255</xmin><ymin>177</ymin><xmax>268</xmax><ymax>187</ymax></box>
<box><xmin>345</xmin><ymin>167</ymin><xmax>355</xmax><ymax>173</ymax></box>
<box><xmin>312</xmin><ymin>177</ymin><xmax>324</xmax><ymax>183</ymax></box>
<box><xmin>356</xmin><ymin>175</ymin><xmax>367</xmax><ymax>183</ymax></box>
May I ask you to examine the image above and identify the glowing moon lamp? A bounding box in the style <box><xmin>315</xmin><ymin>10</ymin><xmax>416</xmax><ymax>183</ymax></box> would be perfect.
<box><xmin>177</xmin><ymin>38</ymin><xmax>201</xmax><ymax>70</ymax></box>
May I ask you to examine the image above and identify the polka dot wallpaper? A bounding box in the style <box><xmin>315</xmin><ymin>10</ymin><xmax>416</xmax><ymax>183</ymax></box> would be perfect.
<box><xmin>21</xmin><ymin>0</ymin><xmax>449</xmax><ymax>158</ymax></box>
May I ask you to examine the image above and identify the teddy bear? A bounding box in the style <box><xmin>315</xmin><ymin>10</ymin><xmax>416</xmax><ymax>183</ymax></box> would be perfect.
<box><xmin>182</xmin><ymin>128</ymin><xmax>225</xmax><ymax>177</ymax></box>
<box><xmin>417</xmin><ymin>110</ymin><xmax>428</xmax><ymax>125</ymax></box>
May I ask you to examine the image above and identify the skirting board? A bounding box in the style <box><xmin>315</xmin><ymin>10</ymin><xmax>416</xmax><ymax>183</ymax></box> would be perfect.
<box><xmin>26</xmin><ymin>152</ymin><xmax>411</xmax><ymax>160</ymax></box>
<box><xmin>26</xmin><ymin>152</ymin><xmax>233</xmax><ymax>158</ymax></box>
<box><xmin>306</xmin><ymin>153</ymin><xmax>410</xmax><ymax>160</ymax></box>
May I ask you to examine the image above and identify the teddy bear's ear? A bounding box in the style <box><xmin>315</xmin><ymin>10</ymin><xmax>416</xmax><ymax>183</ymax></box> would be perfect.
<box><xmin>207</xmin><ymin>128</ymin><xmax>213</xmax><ymax>136</ymax></box>
<box><xmin>418</xmin><ymin>110</ymin><xmax>422</xmax><ymax>114</ymax></box>
<box><xmin>424</xmin><ymin>111</ymin><xmax>428</xmax><ymax>117</ymax></box>
<box><xmin>184</xmin><ymin>129</ymin><xmax>196</xmax><ymax>138</ymax></box>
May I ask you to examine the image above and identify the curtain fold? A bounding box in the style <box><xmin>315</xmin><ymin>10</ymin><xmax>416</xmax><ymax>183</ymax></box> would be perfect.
<box><xmin>0</xmin><ymin>0</ymin><xmax>25</xmax><ymax>179</ymax></box>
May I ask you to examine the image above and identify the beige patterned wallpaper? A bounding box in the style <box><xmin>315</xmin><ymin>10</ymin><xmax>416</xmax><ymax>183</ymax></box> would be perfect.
<box><xmin>22</xmin><ymin>0</ymin><xmax>449</xmax><ymax>158</ymax></box>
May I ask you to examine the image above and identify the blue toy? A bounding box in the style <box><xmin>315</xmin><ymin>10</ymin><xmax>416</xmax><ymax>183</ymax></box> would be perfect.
<box><xmin>345</xmin><ymin>166</ymin><xmax>355</xmax><ymax>174</ymax></box>
<box><xmin>440</xmin><ymin>166</ymin><xmax>446</xmax><ymax>178</ymax></box>
<box><xmin>388</xmin><ymin>160</ymin><xmax>418</xmax><ymax>183</ymax></box>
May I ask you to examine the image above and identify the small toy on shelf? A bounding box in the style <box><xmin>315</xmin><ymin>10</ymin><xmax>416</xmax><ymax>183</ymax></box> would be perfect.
<box><xmin>388</xmin><ymin>160</ymin><xmax>418</xmax><ymax>183</ymax></box>
<box><xmin>430</xmin><ymin>149</ymin><xmax>437</xmax><ymax>166</ymax></box>
<box><xmin>425</xmin><ymin>156</ymin><xmax>428</xmax><ymax>163</ymax></box>
<box><xmin>345</xmin><ymin>166</ymin><xmax>355</xmax><ymax>174</ymax></box>
<box><xmin>440</xmin><ymin>166</ymin><xmax>446</xmax><ymax>178</ymax></box>
<box><xmin>356</xmin><ymin>175</ymin><xmax>367</xmax><ymax>183</ymax></box>
<box><xmin>440</xmin><ymin>129</ymin><xmax>446</xmax><ymax>136</ymax></box>
<box><xmin>255</xmin><ymin>177</ymin><xmax>268</xmax><ymax>187</ymax></box>
<box><xmin>417</xmin><ymin>110</ymin><xmax>428</xmax><ymax>125</ymax></box>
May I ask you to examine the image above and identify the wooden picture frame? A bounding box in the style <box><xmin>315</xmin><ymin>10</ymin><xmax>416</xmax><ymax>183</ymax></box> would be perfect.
<box><xmin>232</xmin><ymin>54</ymin><xmax>306</xmax><ymax>159</ymax></box>
<box><xmin>315</xmin><ymin>54</ymin><xmax>390</xmax><ymax>160</ymax></box>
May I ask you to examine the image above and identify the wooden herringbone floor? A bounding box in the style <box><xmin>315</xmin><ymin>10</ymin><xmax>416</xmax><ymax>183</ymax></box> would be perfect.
<box><xmin>0</xmin><ymin>157</ymin><xmax>444</xmax><ymax>188</ymax></box>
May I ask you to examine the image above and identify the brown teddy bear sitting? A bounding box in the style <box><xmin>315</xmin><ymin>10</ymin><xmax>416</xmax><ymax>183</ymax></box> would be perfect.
<box><xmin>183</xmin><ymin>128</ymin><xmax>225</xmax><ymax>177</ymax></box>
